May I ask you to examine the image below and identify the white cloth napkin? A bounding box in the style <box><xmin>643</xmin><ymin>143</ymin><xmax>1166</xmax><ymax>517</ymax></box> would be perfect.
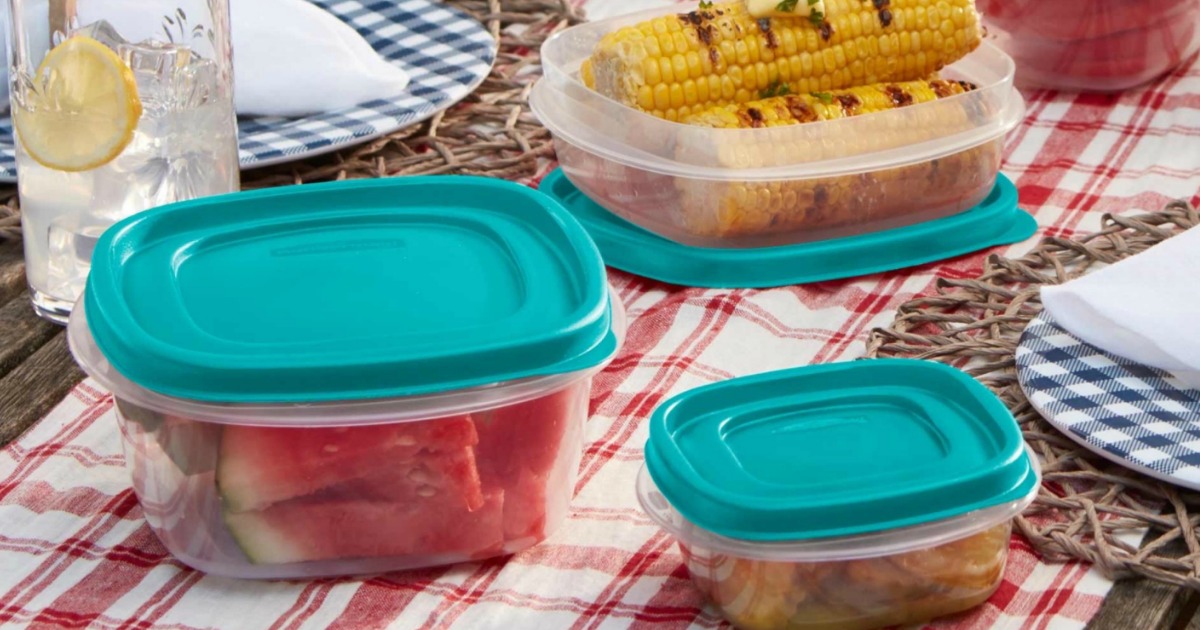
<box><xmin>1</xmin><ymin>0</ymin><xmax>410</xmax><ymax>117</ymax></box>
<box><xmin>1041</xmin><ymin>224</ymin><xmax>1200</xmax><ymax>389</ymax></box>
<box><xmin>229</xmin><ymin>0</ymin><xmax>410</xmax><ymax>116</ymax></box>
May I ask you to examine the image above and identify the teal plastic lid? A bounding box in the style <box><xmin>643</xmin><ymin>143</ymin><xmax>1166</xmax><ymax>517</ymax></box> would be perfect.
<box><xmin>539</xmin><ymin>169</ymin><xmax>1036</xmax><ymax>288</ymax></box>
<box><xmin>644</xmin><ymin>359</ymin><xmax>1039</xmax><ymax>541</ymax></box>
<box><xmin>84</xmin><ymin>176</ymin><xmax>617</xmax><ymax>404</ymax></box>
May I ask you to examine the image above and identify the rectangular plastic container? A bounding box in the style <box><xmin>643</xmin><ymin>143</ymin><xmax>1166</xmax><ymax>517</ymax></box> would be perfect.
<box><xmin>66</xmin><ymin>176</ymin><xmax>626</xmax><ymax>579</ymax></box>
<box><xmin>980</xmin><ymin>0</ymin><xmax>1200</xmax><ymax>92</ymax></box>
<box><xmin>638</xmin><ymin>360</ymin><xmax>1041</xmax><ymax>629</ymax></box>
<box><xmin>69</xmin><ymin>300</ymin><xmax>623</xmax><ymax>579</ymax></box>
<box><xmin>529</xmin><ymin>4</ymin><xmax>1026</xmax><ymax>249</ymax></box>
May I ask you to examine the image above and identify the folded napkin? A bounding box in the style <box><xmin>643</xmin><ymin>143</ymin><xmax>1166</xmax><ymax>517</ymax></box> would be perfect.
<box><xmin>1041</xmin><ymin>224</ymin><xmax>1200</xmax><ymax>389</ymax></box>
<box><xmin>2</xmin><ymin>0</ymin><xmax>410</xmax><ymax>117</ymax></box>
<box><xmin>229</xmin><ymin>0</ymin><xmax>411</xmax><ymax>116</ymax></box>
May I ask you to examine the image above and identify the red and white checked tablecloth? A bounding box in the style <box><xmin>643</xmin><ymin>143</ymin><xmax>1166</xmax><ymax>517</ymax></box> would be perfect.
<box><xmin>3</xmin><ymin>0</ymin><xmax>1199</xmax><ymax>626</ymax></box>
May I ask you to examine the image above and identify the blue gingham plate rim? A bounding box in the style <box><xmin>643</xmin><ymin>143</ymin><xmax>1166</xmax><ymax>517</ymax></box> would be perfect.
<box><xmin>1016</xmin><ymin>312</ymin><xmax>1200</xmax><ymax>491</ymax></box>
<box><xmin>0</xmin><ymin>0</ymin><xmax>498</xmax><ymax>182</ymax></box>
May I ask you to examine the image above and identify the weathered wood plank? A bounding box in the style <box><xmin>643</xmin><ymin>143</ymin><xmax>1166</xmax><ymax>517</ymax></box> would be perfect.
<box><xmin>0</xmin><ymin>290</ymin><xmax>59</xmax><ymax>379</ymax></box>
<box><xmin>1087</xmin><ymin>578</ymin><xmax>1195</xmax><ymax>630</ymax></box>
<box><xmin>1087</xmin><ymin>535</ymin><xmax>1198</xmax><ymax>630</ymax></box>
<box><xmin>0</xmin><ymin>332</ymin><xmax>85</xmax><ymax>445</ymax></box>
<box><xmin>0</xmin><ymin>239</ymin><xmax>26</xmax><ymax>307</ymax></box>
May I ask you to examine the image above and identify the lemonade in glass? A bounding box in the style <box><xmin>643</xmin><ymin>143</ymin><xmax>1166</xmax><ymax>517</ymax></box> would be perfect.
<box><xmin>7</xmin><ymin>0</ymin><xmax>238</xmax><ymax>323</ymax></box>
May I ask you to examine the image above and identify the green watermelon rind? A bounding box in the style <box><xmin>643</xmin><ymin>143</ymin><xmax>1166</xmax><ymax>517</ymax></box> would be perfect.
<box><xmin>223</xmin><ymin>508</ymin><xmax>304</xmax><ymax>565</ymax></box>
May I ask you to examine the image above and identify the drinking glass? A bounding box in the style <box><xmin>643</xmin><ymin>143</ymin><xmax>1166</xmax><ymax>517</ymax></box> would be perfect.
<box><xmin>6</xmin><ymin>0</ymin><xmax>239</xmax><ymax>323</ymax></box>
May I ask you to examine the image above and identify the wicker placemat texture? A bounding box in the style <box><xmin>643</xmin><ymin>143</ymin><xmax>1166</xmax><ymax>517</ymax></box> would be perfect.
<box><xmin>0</xmin><ymin>200</ymin><xmax>16</xmax><ymax>241</ymax></box>
<box><xmin>866</xmin><ymin>200</ymin><xmax>1200</xmax><ymax>589</ymax></box>
<box><xmin>0</xmin><ymin>0</ymin><xmax>580</xmax><ymax>242</ymax></box>
<box><xmin>242</xmin><ymin>0</ymin><xmax>579</xmax><ymax>188</ymax></box>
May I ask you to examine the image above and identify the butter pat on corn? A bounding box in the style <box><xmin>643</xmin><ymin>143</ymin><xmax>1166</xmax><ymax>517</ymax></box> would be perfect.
<box><xmin>745</xmin><ymin>0</ymin><xmax>826</xmax><ymax>20</ymax></box>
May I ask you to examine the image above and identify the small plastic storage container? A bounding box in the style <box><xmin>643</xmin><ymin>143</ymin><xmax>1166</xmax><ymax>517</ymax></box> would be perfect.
<box><xmin>67</xmin><ymin>176</ymin><xmax>625</xmax><ymax>579</ymax></box>
<box><xmin>529</xmin><ymin>4</ymin><xmax>1026</xmax><ymax>249</ymax></box>
<box><xmin>980</xmin><ymin>0</ymin><xmax>1200</xmax><ymax>92</ymax></box>
<box><xmin>637</xmin><ymin>359</ymin><xmax>1041</xmax><ymax>630</ymax></box>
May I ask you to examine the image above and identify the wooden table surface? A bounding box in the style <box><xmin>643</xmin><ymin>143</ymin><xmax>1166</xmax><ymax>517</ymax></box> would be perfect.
<box><xmin>0</xmin><ymin>235</ymin><xmax>1195</xmax><ymax>629</ymax></box>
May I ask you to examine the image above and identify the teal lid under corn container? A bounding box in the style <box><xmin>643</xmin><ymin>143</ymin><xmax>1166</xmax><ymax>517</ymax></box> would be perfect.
<box><xmin>83</xmin><ymin>176</ymin><xmax>618</xmax><ymax>403</ymax></box>
<box><xmin>539</xmin><ymin>168</ymin><xmax>1037</xmax><ymax>288</ymax></box>
<box><xmin>644</xmin><ymin>359</ymin><xmax>1039</xmax><ymax>541</ymax></box>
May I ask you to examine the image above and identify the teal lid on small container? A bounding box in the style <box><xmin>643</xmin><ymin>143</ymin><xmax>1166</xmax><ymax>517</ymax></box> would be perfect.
<box><xmin>84</xmin><ymin>176</ymin><xmax>617</xmax><ymax>403</ymax></box>
<box><xmin>539</xmin><ymin>169</ymin><xmax>1036</xmax><ymax>289</ymax></box>
<box><xmin>644</xmin><ymin>359</ymin><xmax>1039</xmax><ymax>541</ymax></box>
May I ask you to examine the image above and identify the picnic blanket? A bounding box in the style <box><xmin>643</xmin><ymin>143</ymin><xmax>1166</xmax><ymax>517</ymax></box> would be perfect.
<box><xmin>2</xmin><ymin>0</ymin><xmax>1199</xmax><ymax>627</ymax></box>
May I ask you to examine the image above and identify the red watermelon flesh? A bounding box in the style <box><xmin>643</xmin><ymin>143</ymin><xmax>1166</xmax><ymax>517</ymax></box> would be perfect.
<box><xmin>314</xmin><ymin>447</ymin><xmax>485</xmax><ymax>511</ymax></box>
<box><xmin>225</xmin><ymin>489</ymin><xmax>506</xmax><ymax>565</ymax></box>
<box><xmin>473</xmin><ymin>384</ymin><xmax>585</xmax><ymax>543</ymax></box>
<box><xmin>474</xmin><ymin>386</ymin><xmax>582</xmax><ymax>480</ymax></box>
<box><xmin>217</xmin><ymin>416</ymin><xmax>478</xmax><ymax>511</ymax></box>
<box><xmin>498</xmin><ymin>467</ymin><xmax>549</xmax><ymax>542</ymax></box>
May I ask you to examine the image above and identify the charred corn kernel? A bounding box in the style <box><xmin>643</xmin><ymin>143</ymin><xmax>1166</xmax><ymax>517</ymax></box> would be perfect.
<box><xmin>672</xmin><ymin>79</ymin><xmax>997</xmax><ymax>244</ymax></box>
<box><xmin>682</xmin><ymin>78</ymin><xmax>975</xmax><ymax>128</ymax></box>
<box><xmin>584</xmin><ymin>0</ymin><xmax>981</xmax><ymax>120</ymax></box>
<box><xmin>580</xmin><ymin>58</ymin><xmax>594</xmax><ymax>88</ymax></box>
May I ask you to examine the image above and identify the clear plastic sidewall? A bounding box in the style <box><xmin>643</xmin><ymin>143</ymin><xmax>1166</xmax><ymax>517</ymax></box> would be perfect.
<box><xmin>635</xmin><ymin>454</ymin><xmax>1041</xmax><ymax>563</ymax></box>
<box><xmin>117</xmin><ymin>376</ymin><xmax>592</xmax><ymax>579</ymax></box>
<box><xmin>550</xmin><ymin>133</ymin><xmax>1007</xmax><ymax>249</ymax></box>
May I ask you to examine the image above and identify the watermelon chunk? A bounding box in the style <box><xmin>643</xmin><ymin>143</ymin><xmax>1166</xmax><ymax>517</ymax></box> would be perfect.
<box><xmin>216</xmin><ymin>417</ymin><xmax>478</xmax><ymax>511</ymax></box>
<box><xmin>475</xmin><ymin>386</ymin><xmax>581</xmax><ymax>478</ymax></box>
<box><xmin>225</xmin><ymin>489</ymin><xmax>505</xmax><ymax>565</ymax></box>
<box><xmin>216</xmin><ymin>415</ymin><xmax>499</xmax><ymax>565</ymax></box>
<box><xmin>474</xmin><ymin>385</ymin><xmax>584</xmax><ymax>543</ymax></box>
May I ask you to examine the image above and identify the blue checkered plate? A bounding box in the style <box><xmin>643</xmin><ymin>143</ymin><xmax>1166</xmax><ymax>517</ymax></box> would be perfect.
<box><xmin>0</xmin><ymin>0</ymin><xmax>497</xmax><ymax>183</ymax></box>
<box><xmin>1017</xmin><ymin>313</ymin><xmax>1200</xmax><ymax>491</ymax></box>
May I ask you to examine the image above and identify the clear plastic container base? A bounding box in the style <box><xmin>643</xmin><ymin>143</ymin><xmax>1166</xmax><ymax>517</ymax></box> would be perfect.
<box><xmin>636</xmin><ymin>464</ymin><xmax>1040</xmax><ymax>630</ymax></box>
<box><xmin>69</xmin><ymin>296</ymin><xmax>626</xmax><ymax>579</ymax></box>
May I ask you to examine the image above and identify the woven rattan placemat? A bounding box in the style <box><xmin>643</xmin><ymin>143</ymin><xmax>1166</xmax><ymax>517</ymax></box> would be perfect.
<box><xmin>0</xmin><ymin>0</ymin><xmax>579</xmax><ymax>242</ymax></box>
<box><xmin>867</xmin><ymin>201</ymin><xmax>1200</xmax><ymax>588</ymax></box>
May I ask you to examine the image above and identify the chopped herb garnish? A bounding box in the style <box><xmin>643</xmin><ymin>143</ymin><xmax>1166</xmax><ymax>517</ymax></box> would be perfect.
<box><xmin>760</xmin><ymin>80</ymin><xmax>791</xmax><ymax>98</ymax></box>
<box><xmin>809</xmin><ymin>9</ymin><xmax>825</xmax><ymax>26</ymax></box>
<box><xmin>775</xmin><ymin>0</ymin><xmax>799</xmax><ymax>12</ymax></box>
<box><xmin>699</xmin><ymin>0</ymin><xmax>713</xmax><ymax>8</ymax></box>
<box><xmin>811</xmin><ymin>91</ymin><xmax>834</xmax><ymax>104</ymax></box>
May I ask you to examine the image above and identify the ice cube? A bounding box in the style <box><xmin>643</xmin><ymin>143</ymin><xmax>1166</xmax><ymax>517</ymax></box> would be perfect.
<box><xmin>121</xmin><ymin>40</ymin><xmax>193</xmax><ymax>77</ymax></box>
<box><xmin>174</xmin><ymin>58</ymin><xmax>220</xmax><ymax>110</ymax></box>
<box><xmin>71</xmin><ymin>20</ymin><xmax>127</xmax><ymax>51</ymax></box>
<box><xmin>119</xmin><ymin>40</ymin><xmax>195</xmax><ymax>112</ymax></box>
<box><xmin>45</xmin><ymin>217</ymin><xmax>108</xmax><ymax>303</ymax></box>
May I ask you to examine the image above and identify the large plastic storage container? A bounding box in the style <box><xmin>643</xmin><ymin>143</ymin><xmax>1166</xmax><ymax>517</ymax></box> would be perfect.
<box><xmin>67</xmin><ymin>176</ymin><xmax>625</xmax><ymax>579</ymax></box>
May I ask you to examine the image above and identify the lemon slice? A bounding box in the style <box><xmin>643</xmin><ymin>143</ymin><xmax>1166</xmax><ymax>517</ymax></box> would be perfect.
<box><xmin>14</xmin><ymin>35</ymin><xmax>142</xmax><ymax>172</ymax></box>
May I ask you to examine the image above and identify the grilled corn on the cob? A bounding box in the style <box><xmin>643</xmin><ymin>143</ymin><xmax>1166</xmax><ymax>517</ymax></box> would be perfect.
<box><xmin>672</xmin><ymin>78</ymin><xmax>999</xmax><ymax>244</ymax></box>
<box><xmin>584</xmin><ymin>0</ymin><xmax>983</xmax><ymax>121</ymax></box>
<box><xmin>683</xmin><ymin>78</ymin><xmax>976</xmax><ymax>127</ymax></box>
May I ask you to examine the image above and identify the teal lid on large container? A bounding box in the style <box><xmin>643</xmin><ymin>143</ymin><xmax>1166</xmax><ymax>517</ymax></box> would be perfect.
<box><xmin>644</xmin><ymin>359</ymin><xmax>1039</xmax><ymax>541</ymax></box>
<box><xmin>84</xmin><ymin>176</ymin><xmax>617</xmax><ymax>403</ymax></box>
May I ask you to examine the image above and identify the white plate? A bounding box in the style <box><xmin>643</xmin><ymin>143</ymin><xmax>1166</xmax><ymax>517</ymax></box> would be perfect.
<box><xmin>1016</xmin><ymin>313</ymin><xmax>1200</xmax><ymax>491</ymax></box>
